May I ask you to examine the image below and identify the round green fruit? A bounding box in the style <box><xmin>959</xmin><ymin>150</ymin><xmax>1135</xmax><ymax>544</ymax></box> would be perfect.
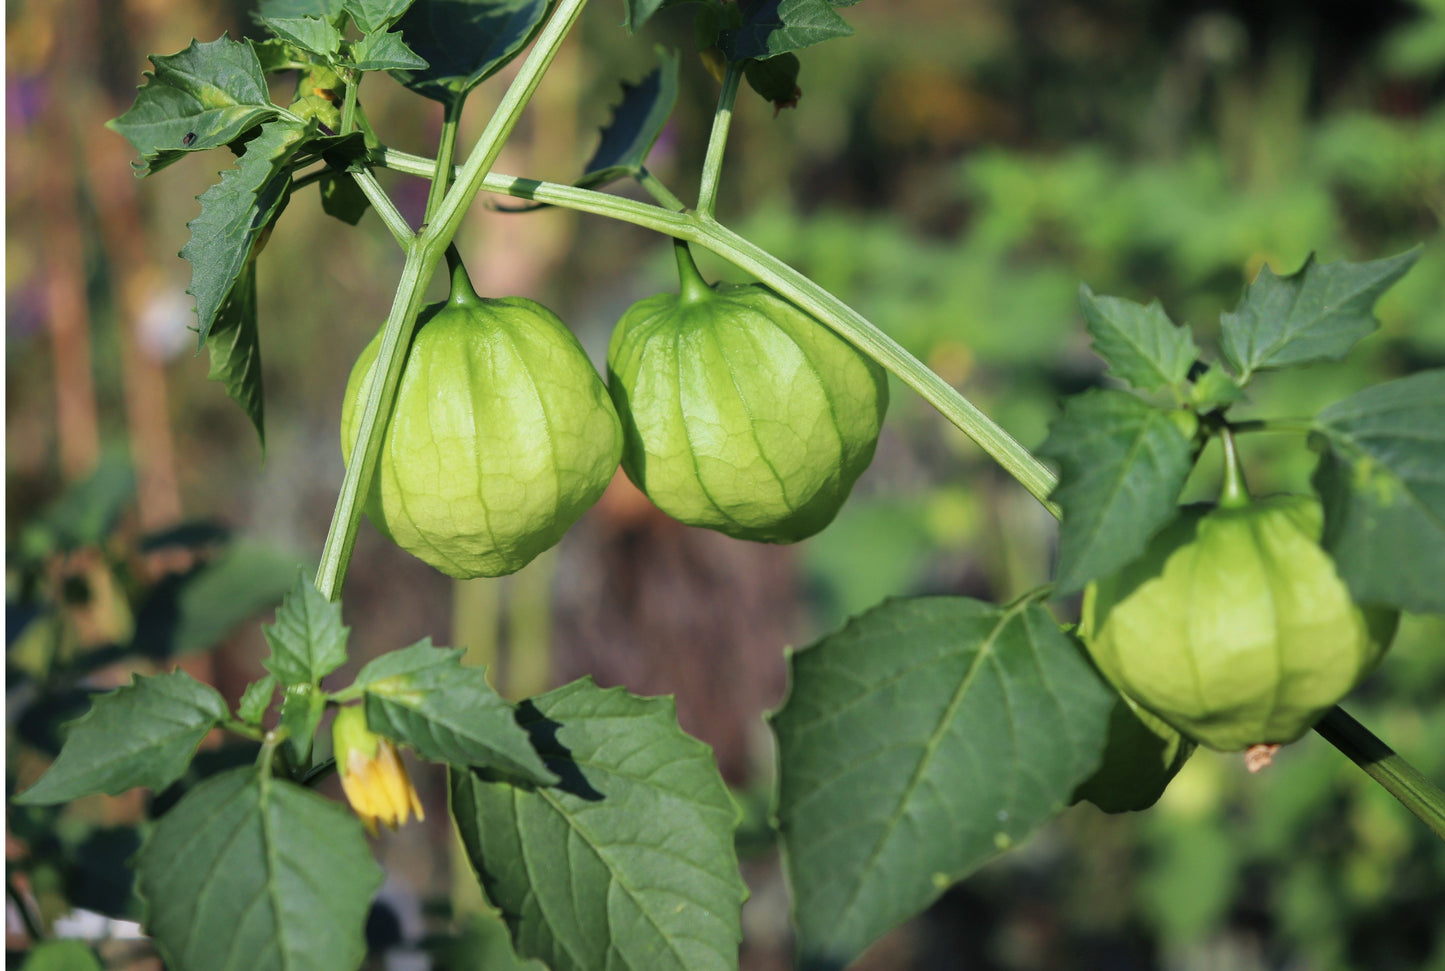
<box><xmin>342</xmin><ymin>264</ymin><xmax>622</xmax><ymax>579</ymax></box>
<box><xmin>1080</xmin><ymin>495</ymin><xmax>1398</xmax><ymax>751</ymax></box>
<box><xmin>605</xmin><ymin>250</ymin><xmax>888</xmax><ymax>543</ymax></box>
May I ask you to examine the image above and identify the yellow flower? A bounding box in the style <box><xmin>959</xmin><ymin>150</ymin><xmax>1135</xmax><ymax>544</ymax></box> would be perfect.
<box><xmin>332</xmin><ymin>706</ymin><xmax>425</xmax><ymax>836</ymax></box>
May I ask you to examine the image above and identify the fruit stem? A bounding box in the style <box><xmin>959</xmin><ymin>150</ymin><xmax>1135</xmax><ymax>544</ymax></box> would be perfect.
<box><xmin>1314</xmin><ymin>706</ymin><xmax>1445</xmax><ymax>842</ymax></box>
<box><xmin>445</xmin><ymin>245</ymin><xmax>482</xmax><ymax>307</ymax></box>
<box><xmin>673</xmin><ymin>239</ymin><xmax>713</xmax><ymax>305</ymax></box>
<box><xmin>1218</xmin><ymin>426</ymin><xmax>1251</xmax><ymax>509</ymax></box>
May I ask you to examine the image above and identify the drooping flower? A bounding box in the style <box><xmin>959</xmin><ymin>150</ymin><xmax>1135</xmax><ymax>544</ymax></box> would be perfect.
<box><xmin>332</xmin><ymin>706</ymin><xmax>424</xmax><ymax>836</ymax></box>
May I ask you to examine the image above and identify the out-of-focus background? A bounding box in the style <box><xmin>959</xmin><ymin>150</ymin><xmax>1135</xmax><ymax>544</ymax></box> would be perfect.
<box><xmin>7</xmin><ymin>0</ymin><xmax>1445</xmax><ymax>968</ymax></box>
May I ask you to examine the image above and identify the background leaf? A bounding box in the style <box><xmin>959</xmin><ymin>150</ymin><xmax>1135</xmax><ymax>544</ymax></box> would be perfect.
<box><xmin>205</xmin><ymin>259</ymin><xmax>266</xmax><ymax>449</ymax></box>
<box><xmin>262</xmin><ymin>571</ymin><xmax>348</xmax><ymax>685</ymax></box>
<box><xmin>1079</xmin><ymin>284</ymin><xmax>1197</xmax><ymax>392</ymax></box>
<box><xmin>1311</xmin><ymin>369</ymin><xmax>1445</xmax><ymax>614</ymax></box>
<box><xmin>1037</xmin><ymin>389</ymin><xmax>1195</xmax><ymax>593</ymax></box>
<box><xmin>136</xmin><ymin>768</ymin><xmax>381</xmax><ymax>971</ymax></box>
<box><xmin>259</xmin><ymin>15</ymin><xmax>343</xmax><ymax>57</ymax></box>
<box><xmin>355</xmin><ymin>641</ymin><xmax>555</xmax><ymax>783</ymax></box>
<box><xmin>14</xmin><ymin>671</ymin><xmax>228</xmax><ymax>805</ymax></box>
<box><xmin>719</xmin><ymin>0</ymin><xmax>854</xmax><ymax>61</ymax></box>
<box><xmin>1220</xmin><ymin>248</ymin><xmax>1421</xmax><ymax>380</ymax></box>
<box><xmin>17</xmin><ymin>941</ymin><xmax>104</xmax><ymax>971</ymax></box>
<box><xmin>107</xmin><ymin>36</ymin><xmax>278</xmax><ymax>174</ymax></box>
<box><xmin>578</xmin><ymin>48</ymin><xmax>679</xmax><ymax>190</ymax></box>
<box><xmin>772</xmin><ymin>597</ymin><xmax>1114</xmax><ymax>970</ymax></box>
<box><xmin>350</xmin><ymin>29</ymin><xmax>428</xmax><ymax>70</ymax></box>
<box><xmin>258</xmin><ymin>0</ymin><xmax>348</xmax><ymax>21</ymax></box>
<box><xmin>182</xmin><ymin>120</ymin><xmax>309</xmax><ymax>344</ymax></box>
<box><xmin>451</xmin><ymin>678</ymin><xmax>747</xmax><ymax>971</ymax></box>
<box><xmin>343</xmin><ymin>0</ymin><xmax>418</xmax><ymax>32</ymax></box>
<box><xmin>390</xmin><ymin>0</ymin><xmax>552</xmax><ymax>104</ymax></box>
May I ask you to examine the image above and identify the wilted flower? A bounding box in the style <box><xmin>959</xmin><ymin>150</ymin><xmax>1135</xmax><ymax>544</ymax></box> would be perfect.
<box><xmin>332</xmin><ymin>706</ymin><xmax>424</xmax><ymax>836</ymax></box>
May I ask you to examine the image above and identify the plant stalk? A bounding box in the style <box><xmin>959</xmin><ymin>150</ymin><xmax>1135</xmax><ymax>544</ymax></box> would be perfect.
<box><xmin>1313</xmin><ymin>707</ymin><xmax>1445</xmax><ymax>842</ymax></box>
<box><xmin>697</xmin><ymin>61</ymin><xmax>743</xmax><ymax>217</ymax></box>
<box><xmin>424</xmin><ymin>97</ymin><xmax>465</xmax><ymax>225</ymax></box>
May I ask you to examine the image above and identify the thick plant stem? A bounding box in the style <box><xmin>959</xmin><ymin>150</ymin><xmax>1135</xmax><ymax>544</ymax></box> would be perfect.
<box><xmin>1314</xmin><ymin>707</ymin><xmax>1445</xmax><ymax>842</ymax></box>
<box><xmin>697</xmin><ymin>61</ymin><xmax>742</xmax><ymax>217</ymax></box>
<box><xmin>315</xmin><ymin>0</ymin><xmax>589</xmax><ymax>602</ymax></box>
<box><xmin>352</xmin><ymin>168</ymin><xmax>414</xmax><ymax>244</ymax></box>
<box><xmin>424</xmin><ymin>97</ymin><xmax>464</xmax><ymax>225</ymax></box>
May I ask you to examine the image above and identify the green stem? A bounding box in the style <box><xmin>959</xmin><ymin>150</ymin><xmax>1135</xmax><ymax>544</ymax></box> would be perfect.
<box><xmin>424</xmin><ymin>97</ymin><xmax>465</xmax><ymax>226</ymax></box>
<box><xmin>673</xmin><ymin>239</ymin><xmax>712</xmax><ymax>304</ymax></box>
<box><xmin>637</xmin><ymin>167</ymin><xmax>687</xmax><ymax>211</ymax></box>
<box><xmin>1314</xmin><ymin>707</ymin><xmax>1445</xmax><ymax>842</ymax></box>
<box><xmin>314</xmin><ymin>0</ymin><xmax>589</xmax><ymax>603</ymax></box>
<box><xmin>340</xmin><ymin>68</ymin><xmax>361</xmax><ymax>135</ymax></box>
<box><xmin>1218</xmin><ymin>426</ymin><xmax>1250</xmax><ymax>508</ymax></box>
<box><xmin>697</xmin><ymin>61</ymin><xmax>743</xmax><ymax>217</ymax></box>
<box><xmin>351</xmin><ymin>168</ymin><xmax>414</xmax><ymax>245</ymax></box>
<box><xmin>1230</xmin><ymin>417</ymin><xmax>1317</xmax><ymax>436</ymax></box>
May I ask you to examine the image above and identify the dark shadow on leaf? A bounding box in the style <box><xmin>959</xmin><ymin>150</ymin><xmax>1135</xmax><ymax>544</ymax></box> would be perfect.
<box><xmin>472</xmin><ymin>700</ymin><xmax>603</xmax><ymax>801</ymax></box>
<box><xmin>148</xmin><ymin>742</ymin><xmax>261</xmax><ymax>818</ymax></box>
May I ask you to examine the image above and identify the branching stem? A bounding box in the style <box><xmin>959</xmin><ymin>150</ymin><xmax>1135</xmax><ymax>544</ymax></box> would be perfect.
<box><xmin>1314</xmin><ymin>707</ymin><xmax>1445</xmax><ymax>841</ymax></box>
<box><xmin>697</xmin><ymin>62</ymin><xmax>743</xmax><ymax>217</ymax></box>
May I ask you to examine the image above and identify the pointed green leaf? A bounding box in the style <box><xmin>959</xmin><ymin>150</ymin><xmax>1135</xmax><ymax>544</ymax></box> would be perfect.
<box><xmin>183</xmin><ymin>120</ymin><xmax>310</xmax><ymax>344</ymax></box>
<box><xmin>1188</xmin><ymin>363</ymin><xmax>1246</xmax><ymax>412</ymax></box>
<box><xmin>451</xmin><ymin>679</ymin><xmax>747</xmax><ymax>971</ymax></box>
<box><xmin>773</xmin><ymin>597</ymin><xmax>1114</xmax><ymax>970</ymax></box>
<box><xmin>136</xmin><ymin>768</ymin><xmax>382</xmax><ymax>971</ymax></box>
<box><xmin>350</xmin><ymin>29</ymin><xmax>428</xmax><ymax>71</ymax></box>
<box><xmin>239</xmin><ymin>674</ymin><xmax>278</xmax><ymax>725</ymax></box>
<box><xmin>344</xmin><ymin>0</ymin><xmax>418</xmax><ymax>32</ymax></box>
<box><xmin>280</xmin><ymin>683</ymin><xmax>328</xmax><ymax>766</ymax></box>
<box><xmin>17</xmin><ymin>941</ymin><xmax>104</xmax><ymax>971</ymax></box>
<box><xmin>108</xmin><ymin>36</ymin><xmax>279</xmax><ymax>174</ymax></box>
<box><xmin>578</xmin><ymin>48</ymin><xmax>679</xmax><ymax>190</ymax></box>
<box><xmin>1079</xmin><ymin>284</ymin><xmax>1197</xmax><ymax>392</ymax></box>
<box><xmin>719</xmin><ymin>0</ymin><xmax>854</xmax><ymax>61</ymax></box>
<box><xmin>259</xmin><ymin>15</ymin><xmax>343</xmax><ymax>57</ymax></box>
<box><xmin>1220</xmin><ymin>248</ymin><xmax>1421</xmax><ymax>380</ymax></box>
<box><xmin>355</xmin><ymin>641</ymin><xmax>555</xmax><ymax>784</ymax></box>
<box><xmin>14</xmin><ymin>671</ymin><xmax>228</xmax><ymax>805</ymax></box>
<box><xmin>1310</xmin><ymin>369</ymin><xmax>1445</xmax><ymax>614</ymax></box>
<box><xmin>253</xmin><ymin>38</ymin><xmax>315</xmax><ymax>73</ymax></box>
<box><xmin>262</xmin><ymin>571</ymin><xmax>348</xmax><ymax>685</ymax></box>
<box><xmin>205</xmin><ymin>258</ymin><xmax>265</xmax><ymax>448</ymax></box>
<box><xmin>1038</xmin><ymin>389</ymin><xmax>1195</xmax><ymax>594</ymax></box>
<box><xmin>391</xmin><ymin>0</ymin><xmax>552</xmax><ymax>104</ymax></box>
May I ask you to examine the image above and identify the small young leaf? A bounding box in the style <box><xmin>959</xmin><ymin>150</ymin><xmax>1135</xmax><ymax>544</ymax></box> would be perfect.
<box><xmin>262</xmin><ymin>571</ymin><xmax>348</xmax><ymax>686</ymax></box>
<box><xmin>238</xmin><ymin>674</ymin><xmax>278</xmax><ymax>725</ymax></box>
<box><xmin>773</xmin><ymin>597</ymin><xmax>1114</xmax><ymax>969</ymax></box>
<box><xmin>319</xmin><ymin>171</ymin><xmax>370</xmax><ymax>224</ymax></box>
<box><xmin>1079</xmin><ymin>284</ymin><xmax>1197</xmax><ymax>393</ymax></box>
<box><xmin>108</xmin><ymin>36</ymin><xmax>279</xmax><ymax>174</ymax></box>
<box><xmin>578</xmin><ymin>49</ymin><xmax>679</xmax><ymax>190</ymax></box>
<box><xmin>280</xmin><ymin>683</ymin><xmax>328</xmax><ymax>766</ymax></box>
<box><xmin>14</xmin><ymin>671</ymin><xmax>228</xmax><ymax>805</ymax></box>
<box><xmin>205</xmin><ymin>258</ymin><xmax>266</xmax><ymax>449</ymax></box>
<box><xmin>17</xmin><ymin>941</ymin><xmax>104</xmax><ymax>971</ymax></box>
<box><xmin>1311</xmin><ymin>369</ymin><xmax>1445</xmax><ymax>614</ymax></box>
<box><xmin>259</xmin><ymin>15</ymin><xmax>343</xmax><ymax>57</ymax></box>
<box><xmin>1220</xmin><ymin>248</ymin><xmax>1421</xmax><ymax>381</ymax></box>
<box><xmin>719</xmin><ymin>0</ymin><xmax>854</xmax><ymax>62</ymax></box>
<box><xmin>349</xmin><ymin>29</ymin><xmax>428</xmax><ymax>71</ymax></box>
<box><xmin>744</xmin><ymin>51</ymin><xmax>802</xmax><ymax>110</ymax></box>
<box><xmin>391</xmin><ymin>0</ymin><xmax>552</xmax><ymax>104</ymax></box>
<box><xmin>136</xmin><ymin>768</ymin><xmax>381</xmax><ymax>971</ymax></box>
<box><xmin>355</xmin><ymin>641</ymin><xmax>554</xmax><ymax>784</ymax></box>
<box><xmin>183</xmin><ymin>120</ymin><xmax>311</xmax><ymax>344</ymax></box>
<box><xmin>1038</xmin><ymin>389</ymin><xmax>1195</xmax><ymax>593</ymax></box>
<box><xmin>343</xmin><ymin>0</ymin><xmax>418</xmax><ymax>33</ymax></box>
<box><xmin>451</xmin><ymin>679</ymin><xmax>747</xmax><ymax>971</ymax></box>
<box><xmin>253</xmin><ymin>37</ymin><xmax>314</xmax><ymax>73</ymax></box>
<box><xmin>1189</xmin><ymin>363</ymin><xmax>1246</xmax><ymax>412</ymax></box>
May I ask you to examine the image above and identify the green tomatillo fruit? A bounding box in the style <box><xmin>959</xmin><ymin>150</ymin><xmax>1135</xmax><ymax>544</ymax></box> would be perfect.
<box><xmin>1080</xmin><ymin>482</ymin><xmax>1398</xmax><ymax>752</ymax></box>
<box><xmin>605</xmin><ymin>242</ymin><xmax>888</xmax><ymax>543</ymax></box>
<box><xmin>342</xmin><ymin>255</ymin><xmax>622</xmax><ymax>578</ymax></box>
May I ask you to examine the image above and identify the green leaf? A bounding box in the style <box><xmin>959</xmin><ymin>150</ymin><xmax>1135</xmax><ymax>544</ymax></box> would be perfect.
<box><xmin>14</xmin><ymin>671</ymin><xmax>228</xmax><ymax>805</ymax></box>
<box><xmin>773</xmin><ymin>597</ymin><xmax>1114</xmax><ymax>969</ymax></box>
<box><xmin>719</xmin><ymin>0</ymin><xmax>854</xmax><ymax>61</ymax></box>
<box><xmin>743</xmin><ymin>50</ymin><xmax>801</xmax><ymax>109</ymax></box>
<box><xmin>1220</xmin><ymin>248</ymin><xmax>1421</xmax><ymax>381</ymax></box>
<box><xmin>253</xmin><ymin>38</ymin><xmax>315</xmax><ymax>73</ymax></box>
<box><xmin>319</xmin><ymin>170</ymin><xmax>370</xmax><ymax>224</ymax></box>
<box><xmin>183</xmin><ymin>120</ymin><xmax>310</xmax><ymax>345</ymax></box>
<box><xmin>578</xmin><ymin>48</ymin><xmax>679</xmax><ymax>190</ymax></box>
<box><xmin>1310</xmin><ymin>369</ymin><xmax>1445</xmax><ymax>614</ymax></box>
<box><xmin>259</xmin><ymin>15</ymin><xmax>343</xmax><ymax>57</ymax></box>
<box><xmin>621</xmin><ymin>0</ymin><xmax>694</xmax><ymax>33</ymax></box>
<box><xmin>18</xmin><ymin>451</ymin><xmax>134</xmax><ymax>560</ymax></box>
<box><xmin>108</xmin><ymin>36</ymin><xmax>279</xmax><ymax>174</ymax></box>
<box><xmin>344</xmin><ymin>0</ymin><xmax>419</xmax><ymax>32</ymax></box>
<box><xmin>355</xmin><ymin>641</ymin><xmax>555</xmax><ymax>784</ymax></box>
<box><xmin>280</xmin><ymin>683</ymin><xmax>328</xmax><ymax>766</ymax></box>
<box><xmin>239</xmin><ymin>674</ymin><xmax>278</xmax><ymax>725</ymax></box>
<box><xmin>131</xmin><ymin>542</ymin><xmax>303</xmax><ymax>659</ymax></box>
<box><xmin>1079</xmin><ymin>284</ymin><xmax>1197</xmax><ymax>393</ymax></box>
<box><xmin>259</xmin><ymin>0</ymin><xmax>348</xmax><ymax>21</ymax></box>
<box><xmin>391</xmin><ymin>0</ymin><xmax>552</xmax><ymax>104</ymax></box>
<box><xmin>136</xmin><ymin>768</ymin><xmax>381</xmax><ymax>971</ymax></box>
<box><xmin>205</xmin><ymin>258</ymin><xmax>266</xmax><ymax>449</ymax></box>
<box><xmin>262</xmin><ymin>571</ymin><xmax>348</xmax><ymax>685</ymax></box>
<box><xmin>451</xmin><ymin>679</ymin><xmax>747</xmax><ymax>971</ymax></box>
<box><xmin>1038</xmin><ymin>389</ymin><xmax>1195</xmax><ymax>594</ymax></box>
<box><xmin>1188</xmin><ymin>363</ymin><xmax>1246</xmax><ymax>412</ymax></box>
<box><xmin>18</xmin><ymin>941</ymin><xmax>104</xmax><ymax>971</ymax></box>
<box><xmin>349</xmin><ymin>28</ymin><xmax>428</xmax><ymax>70</ymax></box>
